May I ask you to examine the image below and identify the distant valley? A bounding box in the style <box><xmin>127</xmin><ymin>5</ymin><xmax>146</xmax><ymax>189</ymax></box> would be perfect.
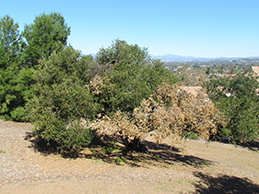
<box><xmin>91</xmin><ymin>53</ymin><xmax>259</xmax><ymax>65</ymax></box>
<box><xmin>149</xmin><ymin>54</ymin><xmax>259</xmax><ymax>68</ymax></box>
<box><xmin>151</xmin><ymin>54</ymin><xmax>259</xmax><ymax>63</ymax></box>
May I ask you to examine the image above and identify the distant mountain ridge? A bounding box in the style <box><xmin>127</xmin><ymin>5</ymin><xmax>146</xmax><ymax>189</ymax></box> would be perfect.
<box><xmin>151</xmin><ymin>54</ymin><xmax>259</xmax><ymax>62</ymax></box>
<box><xmin>91</xmin><ymin>53</ymin><xmax>259</xmax><ymax>64</ymax></box>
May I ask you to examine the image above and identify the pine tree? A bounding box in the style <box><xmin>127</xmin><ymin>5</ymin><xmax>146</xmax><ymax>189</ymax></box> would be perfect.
<box><xmin>0</xmin><ymin>15</ymin><xmax>24</xmax><ymax>120</ymax></box>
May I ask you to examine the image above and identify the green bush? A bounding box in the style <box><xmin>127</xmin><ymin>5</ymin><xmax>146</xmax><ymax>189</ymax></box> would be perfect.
<box><xmin>203</xmin><ymin>72</ymin><xmax>259</xmax><ymax>143</ymax></box>
<box><xmin>95</xmin><ymin>39</ymin><xmax>178</xmax><ymax>115</ymax></box>
<box><xmin>26</xmin><ymin>47</ymin><xmax>98</xmax><ymax>154</ymax></box>
<box><xmin>181</xmin><ymin>131</ymin><xmax>199</xmax><ymax>140</ymax></box>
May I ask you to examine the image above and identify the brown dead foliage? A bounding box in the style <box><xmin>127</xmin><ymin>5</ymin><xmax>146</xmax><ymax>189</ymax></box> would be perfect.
<box><xmin>91</xmin><ymin>83</ymin><xmax>224</xmax><ymax>152</ymax></box>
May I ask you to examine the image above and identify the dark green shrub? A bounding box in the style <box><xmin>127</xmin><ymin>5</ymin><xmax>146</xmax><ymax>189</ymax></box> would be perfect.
<box><xmin>95</xmin><ymin>39</ymin><xmax>178</xmax><ymax>115</ymax></box>
<box><xmin>26</xmin><ymin>46</ymin><xmax>99</xmax><ymax>154</ymax></box>
<box><xmin>203</xmin><ymin>72</ymin><xmax>259</xmax><ymax>143</ymax></box>
<box><xmin>182</xmin><ymin>131</ymin><xmax>199</xmax><ymax>140</ymax></box>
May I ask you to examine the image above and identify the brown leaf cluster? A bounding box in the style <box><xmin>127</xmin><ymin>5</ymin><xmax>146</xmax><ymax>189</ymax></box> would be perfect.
<box><xmin>92</xmin><ymin>83</ymin><xmax>224</xmax><ymax>148</ymax></box>
<box><xmin>86</xmin><ymin>75</ymin><xmax>114</xmax><ymax>95</ymax></box>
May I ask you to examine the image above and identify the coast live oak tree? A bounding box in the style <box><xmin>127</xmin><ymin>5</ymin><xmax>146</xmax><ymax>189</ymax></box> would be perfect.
<box><xmin>95</xmin><ymin>39</ymin><xmax>178</xmax><ymax>115</ymax></box>
<box><xmin>26</xmin><ymin>46</ymin><xmax>97</xmax><ymax>155</ymax></box>
<box><xmin>93</xmin><ymin>83</ymin><xmax>223</xmax><ymax>153</ymax></box>
<box><xmin>26</xmin><ymin>39</ymin><xmax>179</xmax><ymax>154</ymax></box>
<box><xmin>203</xmin><ymin>72</ymin><xmax>259</xmax><ymax>143</ymax></box>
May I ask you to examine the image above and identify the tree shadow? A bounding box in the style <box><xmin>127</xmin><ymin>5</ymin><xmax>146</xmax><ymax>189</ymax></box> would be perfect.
<box><xmin>24</xmin><ymin>131</ymin><xmax>60</xmax><ymax>156</ymax></box>
<box><xmin>214</xmin><ymin>137</ymin><xmax>259</xmax><ymax>152</ymax></box>
<box><xmin>192</xmin><ymin>172</ymin><xmax>259</xmax><ymax>194</ymax></box>
<box><xmin>80</xmin><ymin>138</ymin><xmax>213</xmax><ymax>168</ymax></box>
<box><xmin>239</xmin><ymin>139</ymin><xmax>259</xmax><ymax>152</ymax></box>
<box><xmin>25</xmin><ymin>132</ymin><xmax>213</xmax><ymax>168</ymax></box>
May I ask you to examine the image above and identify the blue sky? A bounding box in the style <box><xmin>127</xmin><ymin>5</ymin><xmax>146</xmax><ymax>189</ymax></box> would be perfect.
<box><xmin>1</xmin><ymin>0</ymin><xmax>258</xmax><ymax>58</ymax></box>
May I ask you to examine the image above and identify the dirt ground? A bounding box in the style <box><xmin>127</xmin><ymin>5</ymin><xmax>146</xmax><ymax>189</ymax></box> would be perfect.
<box><xmin>0</xmin><ymin>119</ymin><xmax>259</xmax><ymax>194</ymax></box>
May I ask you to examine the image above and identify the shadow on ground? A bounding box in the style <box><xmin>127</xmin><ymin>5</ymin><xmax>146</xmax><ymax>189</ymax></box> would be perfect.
<box><xmin>239</xmin><ymin>139</ymin><xmax>259</xmax><ymax>152</ymax></box>
<box><xmin>192</xmin><ymin>172</ymin><xmax>259</xmax><ymax>194</ymax></box>
<box><xmin>25</xmin><ymin>131</ymin><xmax>60</xmax><ymax>156</ymax></box>
<box><xmin>25</xmin><ymin>131</ymin><xmax>212</xmax><ymax>168</ymax></box>
<box><xmin>214</xmin><ymin>137</ymin><xmax>259</xmax><ymax>152</ymax></box>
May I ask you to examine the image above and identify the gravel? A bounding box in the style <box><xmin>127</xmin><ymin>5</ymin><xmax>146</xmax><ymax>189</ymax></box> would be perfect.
<box><xmin>1</xmin><ymin>119</ymin><xmax>259</xmax><ymax>193</ymax></box>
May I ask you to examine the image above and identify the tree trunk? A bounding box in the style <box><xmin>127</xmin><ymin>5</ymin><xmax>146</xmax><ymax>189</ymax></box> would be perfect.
<box><xmin>122</xmin><ymin>136</ymin><xmax>148</xmax><ymax>154</ymax></box>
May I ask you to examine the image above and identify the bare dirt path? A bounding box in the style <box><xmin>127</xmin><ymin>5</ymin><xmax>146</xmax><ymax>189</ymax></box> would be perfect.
<box><xmin>0</xmin><ymin>119</ymin><xmax>259</xmax><ymax>193</ymax></box>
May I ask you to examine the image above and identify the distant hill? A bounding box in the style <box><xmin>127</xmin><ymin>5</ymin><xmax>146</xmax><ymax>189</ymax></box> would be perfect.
<box><xmin>151</xmin><ymin>54</ymin><xmax>259</xmax><ymax>63</ymax></box>
<box><xmin>151</xmin><ymin>54</ymin><xmax>201</xmax><ymax>62</ymax></box>
<box><xmin>90</xmin><ymin>53</ymin><xmax>259</xmax><ymax>65</ymax></box>
<box><xmin>151</xmin><ymin>54</ymin><xmax>242</xmax><ymax>62</ymax></box>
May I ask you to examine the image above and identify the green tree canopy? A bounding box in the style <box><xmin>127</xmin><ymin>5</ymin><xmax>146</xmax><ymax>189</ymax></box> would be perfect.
<box><xmin>94</xmin><ymin>39</ymin><xmax>178</xmax><ymax>114</ymax></box>
<box><xmin>0</xmin><ymin>15</ymin><xmax>22</xmax><ymax>68</ymax></box>
<box><xmin>203</xmin><ymin>72</ymin><xmax>259</xmax><ymax>142</ymax></box>
<box><xmin>22</xmin><ymin>12</ymin><xmax>70</xmax><ymax>67</ymax></box>
<box><xmin>0</xmin><ymin>15</ymin><xmax>25</xmax><ymax>120</ymax></box>
<box><xmin>26</xmin><ymin>46</ymin><xmax>98</xmax><ymax>154</ymax></box>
